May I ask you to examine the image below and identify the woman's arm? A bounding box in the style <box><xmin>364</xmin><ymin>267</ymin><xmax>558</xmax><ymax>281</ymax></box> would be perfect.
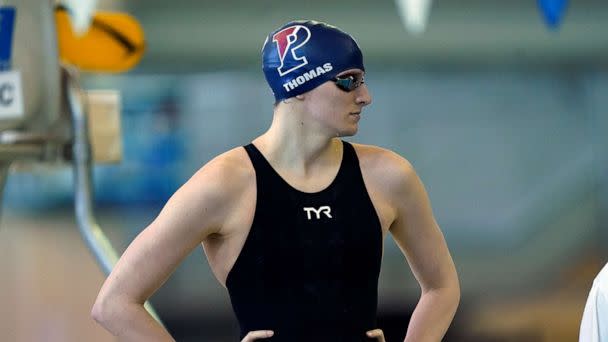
<box><xmin>91</xmin><ymin>154</ymin><xmax>238</xmax><ymax>341</ymax></box>
<box><xmin>385</xmin><ymin>154</ymin><xmax>460</xmax><ymax>342</ymax></box>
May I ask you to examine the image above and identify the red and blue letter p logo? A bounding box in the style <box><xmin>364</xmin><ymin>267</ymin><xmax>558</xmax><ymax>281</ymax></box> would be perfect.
<box><xmin>272</xmin><ymin>25</ymin><xmax>311</xmax><ymax>76</ymax></box>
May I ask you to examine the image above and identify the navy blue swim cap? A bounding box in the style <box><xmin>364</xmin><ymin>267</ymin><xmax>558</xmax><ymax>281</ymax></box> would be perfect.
<box><xmin>262</xmin><ymin>20</ymin><xmax>365</xmax><ymax>102</ymax></box>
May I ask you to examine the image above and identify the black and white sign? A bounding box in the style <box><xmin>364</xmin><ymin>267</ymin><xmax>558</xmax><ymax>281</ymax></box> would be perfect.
<box><xmin>0</xmin><ymin>70</ymin><xmax>23</xmax><ymax>119</ymax></box>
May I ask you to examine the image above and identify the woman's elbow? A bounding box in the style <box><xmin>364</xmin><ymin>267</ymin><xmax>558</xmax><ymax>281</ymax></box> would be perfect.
<box><xmin>91</xmin><ymin>293</ymin><xmax>124</xmax><ymax>327</ymax></box>
<box><xmin>451</xmin><ymin>284</ymin><xmax>461</xmax><ymax>308</ymax></box>
<box><xmin>449</xmin><ymin>273</ymin><xmax>461</xmax><ymax>306</ymax></box>
<box><xmin>432</xmin><ymin>274</ymin><xmax>461</xmax><ymax>307</ymax></box>
<box><xmin>91</xmin><ymin>296</ymin><xmax>111</xmax><ymax>325</ymax></box>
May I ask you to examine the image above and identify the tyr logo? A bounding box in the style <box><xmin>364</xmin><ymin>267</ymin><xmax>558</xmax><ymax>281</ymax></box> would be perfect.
<box><xmin>303</xmin><ymin>206</ymin><xmax>332</xmax><ymax>220</ymax></box>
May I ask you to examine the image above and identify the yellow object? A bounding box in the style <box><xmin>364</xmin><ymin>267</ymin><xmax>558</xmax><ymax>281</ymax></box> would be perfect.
<box><xmin>56</xmin><ymin>7</ymin><xmax>145</xmax><ymax>73</ymax></box>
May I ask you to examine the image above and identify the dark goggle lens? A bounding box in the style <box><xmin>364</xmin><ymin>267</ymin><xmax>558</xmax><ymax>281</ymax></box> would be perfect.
<box><xmin>334</xmin><ymin>75</ymin><xmax>364</xmax><ymax>92</ymax></box>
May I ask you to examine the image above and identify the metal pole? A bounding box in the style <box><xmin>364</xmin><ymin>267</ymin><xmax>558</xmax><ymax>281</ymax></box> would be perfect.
<box><xmin>64</xmin><ymin>66</ymin><xmax>163</xmax><ymax>325</ymax></box>
<box><xmin>0</xmin><ymin>163</ymin><xmax>8</xmax><ymax>221</ymax></box>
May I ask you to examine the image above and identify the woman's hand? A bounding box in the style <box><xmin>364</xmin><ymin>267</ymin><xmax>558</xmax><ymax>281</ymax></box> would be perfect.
<box><xmin>367</xmin><ymin>329</ymin><xmax>386</xmax><ymax>341</ymax></box>
<box><xmin>240</xmin><ymin>328</ymin><xmax>384</xmax><ymax>341</ymax></box>
<box><xmin>241</xmin><ymin>330</ymin><xmax>274</xmax><ymax>341</ymax></box>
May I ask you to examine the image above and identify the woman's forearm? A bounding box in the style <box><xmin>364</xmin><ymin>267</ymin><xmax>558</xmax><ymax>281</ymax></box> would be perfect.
<box><xmin>404</xmin><ymin>286</ymin><xmax>460</xmax><ymax>342</ymax></box>
<box><xmin>92</xmin><ymin>300</ymin><xmax>175</xmax><ymax>341</ymax></box>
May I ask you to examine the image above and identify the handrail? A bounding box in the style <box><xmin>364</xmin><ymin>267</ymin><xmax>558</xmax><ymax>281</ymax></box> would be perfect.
<box><xmin>64</xmin><ymin>66</ymin><xmax>164</xmax><ymax>325</ymax></box>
